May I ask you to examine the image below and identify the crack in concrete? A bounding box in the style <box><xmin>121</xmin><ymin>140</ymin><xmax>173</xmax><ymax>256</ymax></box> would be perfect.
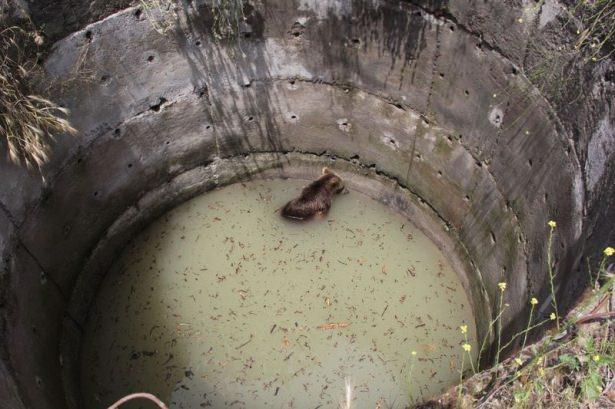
<box><xmin>402</xmin><ymin>0</ymin><xmax>517</xmax><ymax>65</ymax></box>
<box><xmin>401</xmin><ymin>0</ymin><xmax>580</xmax><ymax>174</ymax></box>
<box><xmin>0</xmin><ymin>200</ymin><xmax>18</xmax><ymax>228</ymax></box>
<box><xmin>18</xmin><ymin>238</ymin><xmax>68</xmax><ymax>303</ymax></box>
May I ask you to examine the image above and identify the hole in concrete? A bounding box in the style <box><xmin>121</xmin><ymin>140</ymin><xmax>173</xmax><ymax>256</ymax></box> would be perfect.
<box><xmin>150</xmin><ymin>97</ymin><xmax>167</xmax><ymax>112</ymax></box>
<box><xmin>248</xmin><ymin>116</ymin><xmax>254</xmax><ymax>122</ymax></box>
<box><xmin>196</xmin><ymin>85</ymin><xmax>209</xmax><ymax>98</ymax></box>
<box><xmin>528</xmin><ymin>159</ymin><xmax>533</xmax><ymax>167</ymax></box>
<box><xmin>464</xmin><ymin>90</ymin><xmax>470</xmax><ymax>96</ymax></box>
<box><xmin>464</xmin><ymin>195</ymin><xmax>471</xmax><ymax>202</ymax></box>
<box><xmin>85</xmin><ymin>31</ymin><xmax>93</xmax><ymax>41</ymax></box>
<box><xmin>206</xmin><ymin>125</ymin><xmax>212</xmax><ymax>130</ymax></box>
<box><xmin>439</xmin><ymin>72</ymin><xmax>445</xmax><ymax>79</ymax></box>
<box><xmin>127</xmin><ymin>163</ymin><xmax>133</xmax><ymax>169</ymax></box>
<box><xmin>134</xmin><ymin>9</ymin><xmax>143</xmax><ymax>19</ymax></box>
<box><xmin>437</xmin><ymin>170</ymin><xmax>443</xmax><ymax>178</ymax></box>
<box><xmin>100</xmin><ymin>74</ymin><xmax>109</xmax><ymax>83</ymax></box>
<box><xmin>290</xmin><ymin>22</ymin><xmax>305</xmax><ymax>38</ymax></box>
<box><xmin>490</xmin><ymin>231</ymin><xmax>496</xmax><ymax>244</ymax></box>
<box><xmin>195</xmin><ymin>40</ymin><xmax>202</xmax><ymax>46</ymax></box>
<box><xmin>147</xmin><ymin>55</ymin><xmax>155</xmax><ymax>62</ymax></box>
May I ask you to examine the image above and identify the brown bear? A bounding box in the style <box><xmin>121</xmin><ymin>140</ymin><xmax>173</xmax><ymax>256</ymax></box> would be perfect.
<box><xmin>281</xmin><ymin>168</ymin><xmax>345</xmax><ymax>221</ymax></box>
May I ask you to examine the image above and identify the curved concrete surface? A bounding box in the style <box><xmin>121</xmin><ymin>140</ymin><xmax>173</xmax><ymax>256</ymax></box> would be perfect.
<box><xmin>0</xmin><ymin>1</ymin><xmax>613</xmax><ymax>408</ymax></box>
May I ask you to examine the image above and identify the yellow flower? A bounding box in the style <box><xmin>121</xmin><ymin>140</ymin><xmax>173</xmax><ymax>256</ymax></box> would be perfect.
<box><xmin>515</xmin><ymin>358</ymin><xmax>523</xmax><ymax>366</ymax></box>
<box><xmin>498</xmin><ymin>282</ymin><xmax>507</xmax><ymax>291</ymax></box>
<box><xmin>530</xmin><ymin>297</ymin><xmax>538</xmax><ymax>306</ymax></box>
<box><xmin>411</xmin><ymin>350</ymin><xmax>417</xmax><ymax>356</ymax></box>
<box><xmin>462</xmin><ymin>343</ymin><xmax>472</xmax><ymax>352</ymax></box>
<box><xmin>604</xmin><ymin>247</ymin><xmax>614</xmax><ymax>257</ymax></box>
<box><xmin>538</xmin><ymin>367</ymin><xmax>545</xmax><ymax>376</ymax></box>
<box><xmin>593</xmin><ymin>355</ymin><xmax>600</xmax><ymax>362</ymax></box>
<box><xmin>548</xmin><ymin>220</ymin><xmax>556</xmax><ymax>228</ymax></box>
<box><xmin>550</xmin><ymin>312</ymin><xmax>556</xmax><ymax>320</ymax></box>
<box><xmin>460</xmin><ymin>325</ymin><xmax>468</xmax><ymax>334</ymax></box>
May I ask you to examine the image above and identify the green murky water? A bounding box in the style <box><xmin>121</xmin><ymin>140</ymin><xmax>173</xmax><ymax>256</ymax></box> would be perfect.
<box><xmin>81</xmin><ymin>179</ymin><xmax>477</xmax><ymax>409</ymax></box>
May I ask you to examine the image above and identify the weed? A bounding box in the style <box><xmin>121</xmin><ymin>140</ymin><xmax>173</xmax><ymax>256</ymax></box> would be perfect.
<box><xmin>211</xmin><ymin>0</ymin><xmax>245</xmax><ymax>41</ymax></box>
<box><xmin>139</xmin><ymin>0</ymin><xmax>176</xmax><ymax>36</ymax></box>
<box><xmin>0</xmin><ymin>25</ymin><xmax>76</xmax><ymax>172</ymax></box>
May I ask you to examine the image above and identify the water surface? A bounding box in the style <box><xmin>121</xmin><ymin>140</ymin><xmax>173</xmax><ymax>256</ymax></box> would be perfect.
<box><xmin>81</xmin><ymin>179</ymin><xmax>476</xmax><ymax>408</ymax></box>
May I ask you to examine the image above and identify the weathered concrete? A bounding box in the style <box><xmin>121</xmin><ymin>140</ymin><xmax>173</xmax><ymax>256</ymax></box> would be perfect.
<box><xmin>0</xmin><ymin>0</ymin><xmax>613</xmax><ymax>408</ymax></box>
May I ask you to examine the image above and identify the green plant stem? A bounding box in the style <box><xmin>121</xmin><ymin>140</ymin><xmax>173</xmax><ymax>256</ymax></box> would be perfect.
<box><xmin>478</xmin><ymin>304</ymin><xmax>508</xmax><ymax>369</ymax></box>
<box><xmin>498</xmin><ymin>317</ymin><xmax>552</xmax><ymax>355</ymax></box>
<box><xmin>521</xmin><ymin>305</ymin><xmax>535</xmax><ymax>351</ymax></box>
<box><xmin>457</xmin><ymin>354</ymin><xmax>465</xmax><ymax>409</ymax></box>
<box><xmin>594</xmin><ymin>255</ymin><xmax>607</xmax><ymax>289</ymax></box>
<box><xmin>494</xmin><ymin>289</ymin><xmax>505</xmax><ymax>366</ymax></box>
<box><xmin>547</xmin><ymin>226</ymin><xmax>560</xmax><ymax>330</ymax></box>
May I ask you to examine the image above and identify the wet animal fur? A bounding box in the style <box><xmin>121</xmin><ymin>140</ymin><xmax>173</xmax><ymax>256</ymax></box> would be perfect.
<box><xmin>281</xmin><ymin>168</ymin><xmax>345</xmax><ymax>221</ymax></box>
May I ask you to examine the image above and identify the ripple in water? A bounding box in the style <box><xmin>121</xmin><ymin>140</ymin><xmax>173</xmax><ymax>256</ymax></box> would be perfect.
<box><xmin>81</xmin><ymin>179</ymin><xmax>477</xmax><ymax>408</ymax></box>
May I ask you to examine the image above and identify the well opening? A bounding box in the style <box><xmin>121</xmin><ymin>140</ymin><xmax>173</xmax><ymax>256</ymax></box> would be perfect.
<box><xmin>74</xmin><ymin>164</ymin><xmax>484</xmax><ymax>407</ymax></box>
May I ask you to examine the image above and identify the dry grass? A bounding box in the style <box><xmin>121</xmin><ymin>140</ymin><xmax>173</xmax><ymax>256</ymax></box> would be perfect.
<box><xmin>0</xmin><ymin>25</ymin><xmax>76</xmax><ymax>171</ymax></box>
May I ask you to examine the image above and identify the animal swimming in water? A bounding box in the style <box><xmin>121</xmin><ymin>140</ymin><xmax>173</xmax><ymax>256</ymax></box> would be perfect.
<box><xmin>281</xmin><ymin>168</ymin><xmax>345</xmax><ymax>221</ymax></box>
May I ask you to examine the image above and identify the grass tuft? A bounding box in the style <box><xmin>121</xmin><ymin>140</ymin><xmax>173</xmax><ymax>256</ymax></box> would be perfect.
<box><xmin>0</xmin><ymin>25</ymin><xmax>76</xmax><ymax>171</ymax></box>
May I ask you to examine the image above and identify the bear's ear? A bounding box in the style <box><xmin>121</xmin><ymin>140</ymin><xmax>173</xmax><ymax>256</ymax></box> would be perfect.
<box><xmin>322</xmin><ymin>167</ymin><xmax>331</xmax><ymax>175</ymax></box>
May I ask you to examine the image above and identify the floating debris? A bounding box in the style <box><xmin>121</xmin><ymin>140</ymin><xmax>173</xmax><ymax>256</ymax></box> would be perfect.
<box><xmin>81</xmin><ymin>179</ymin><xmax>476</xmax><ymax>408</ymax></box>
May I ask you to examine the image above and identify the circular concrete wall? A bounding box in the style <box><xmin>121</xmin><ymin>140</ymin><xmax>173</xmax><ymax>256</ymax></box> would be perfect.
<box><xmin>0</xmin><ymin>1</ymin><xmax>613</xmax><ymax>408</ymax></box>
